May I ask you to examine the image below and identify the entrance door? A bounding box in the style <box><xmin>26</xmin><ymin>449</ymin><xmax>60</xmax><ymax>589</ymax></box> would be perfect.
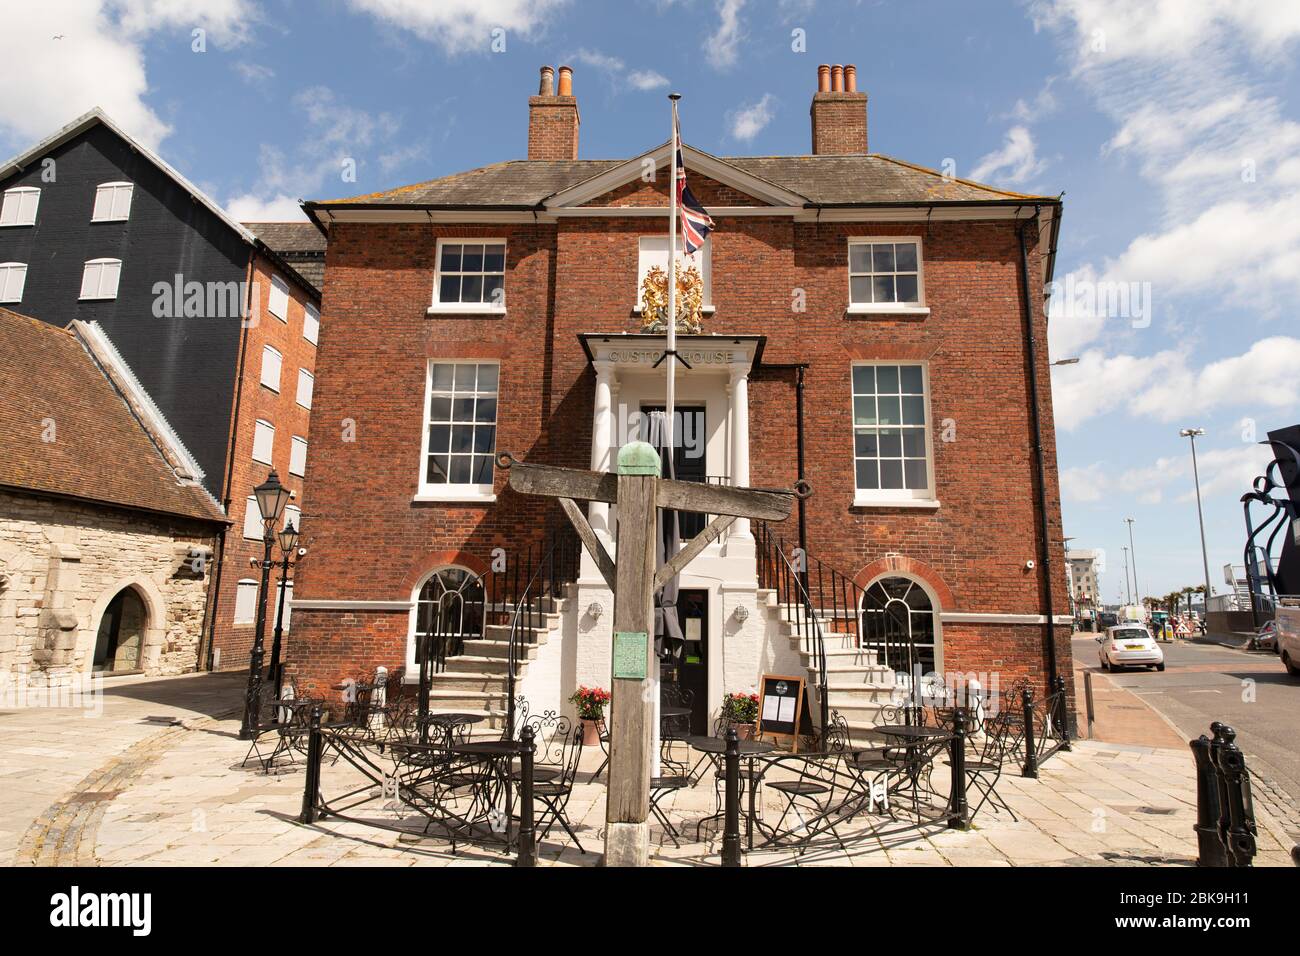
<box><xmin>92</xmin><ymin>588</ymin><xmax>147</xmax><ymax>672</ymax></box>
<box><xmin>642</xmin><ymin>405</ymin><xmax>708</xmax><ymax>539</ymax></box>
<box><xmin>674</xmin><ymin>589</ymin><xmax>709</xmax><ymax>734</ymax></box>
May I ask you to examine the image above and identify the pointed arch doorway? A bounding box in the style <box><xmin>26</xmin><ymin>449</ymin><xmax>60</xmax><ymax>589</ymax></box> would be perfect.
<box><xmin>93</xmin><ymin>587</ymin><xmax>148</xmax><ymax>673</ymax></box>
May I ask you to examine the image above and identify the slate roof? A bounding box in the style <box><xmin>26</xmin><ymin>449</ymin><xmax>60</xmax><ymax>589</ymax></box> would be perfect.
<box><xmin>310</xmin><ymin>153</ymin><xmax>1054</xmax><ymax>209</ymax></box>
<box><xmin>0</xmin><ymin>308</ymin><xmax>227</xmax><ymax>525</ymax></box>
<box><xmin>243</xmin><ymin>221</ymin><xmax>327</xmax><ymax>293</ymax></box>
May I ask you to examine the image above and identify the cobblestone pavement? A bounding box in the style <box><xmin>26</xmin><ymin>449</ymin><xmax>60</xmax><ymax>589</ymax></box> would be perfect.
<box><xmin>3</xmin><ymin>673</ymin><xmax>1291</xmax><ymax>867</ymax></box>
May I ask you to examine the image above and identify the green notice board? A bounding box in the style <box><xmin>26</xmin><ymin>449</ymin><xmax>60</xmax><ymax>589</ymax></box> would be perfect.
<box><xmin>612</xmin><ymin>631</ymin><xmax>648</xmax><ymax>679</ymax></box>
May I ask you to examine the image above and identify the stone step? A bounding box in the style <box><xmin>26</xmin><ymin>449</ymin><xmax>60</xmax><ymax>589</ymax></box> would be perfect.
<box><xmin>458</xmin><ymin>639</ymin><xmax>539</xmax><ymax>661</ymax></box>
<box><xmin>483</xmin><ymin>623</ymin><xmax>554</xmax><ymax>643</ymax></box>
<box><xmin>421</xmin><ymin>689</ymin><xmax>510</xmax><ymax>713</ymax></box>
<box><xmin>424</xmin><ymin>674</ymin><xmax>510</xmax><ymax>695</ymax></box>
<box><xmin>442</xmin><ymin>655</ymin><xmax>516</xmax><ymax>675</ymax></box>
<box><xmin>825</xmin><ymin>699</ymin><xmax>903</xmax><ymax>726</ymax></box>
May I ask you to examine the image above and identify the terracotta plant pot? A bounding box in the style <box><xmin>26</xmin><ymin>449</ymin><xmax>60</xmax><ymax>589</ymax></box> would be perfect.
<box><xmin>582</xmin><ymin>718</ymin><xmax>603</xmax><ymax>746</ymax></box>
<box><xmin>735</xmin><ymin>723</ymin><xmax>756</xmax><ymax>741</ymax></box>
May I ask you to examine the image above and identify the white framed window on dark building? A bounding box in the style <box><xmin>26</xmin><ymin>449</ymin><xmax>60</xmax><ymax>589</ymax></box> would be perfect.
<box><xmin>0</xmin><ymin>187</ymin><xmax>40</xmax><ymax>226</ymax></box>
<box><xmin>0</xmin><ymin>263</ymin><xmax>27</xmax><ymax>303</ymax></box>
<box><xmin>851</xmin><ymin>362</ymin><xmax>936</xmax><ymax>506</ymax></box>
<box><xmin>91</xmin><ymin>182</ymin><xmax>134</xmax><ymax>222</ymax></box>
<box><xmin>430</xmin><ymin>240</ymin><xmax>506</xmax><ymax>313</ymax></box>
<box><xmin>418</xmin><ymin>361</ymin><xmax>498</xmax><ymax>499</ymax></box>
<box><xmin>847</xmin><ymin>238</ymin><xmax>925</xmax><ymax>313</ymax></box>
<box><xmin>268</xmin><ymin>275</ymin><xmax>290</xmax><ymax>321</ymax></box>
<box><xmin>260</xmin><ymin>345</ymin><xmax>282</xmax><ymax>391</ymax></box>
<box><xmin>252</xmin><ymin>419</ymin><xmax>275</xmax><ymax>464</ymax></box>
<box><xmin>79</xmin><ymin>258</ymin><xmax>122</xmax><ymax>300</ymax></box>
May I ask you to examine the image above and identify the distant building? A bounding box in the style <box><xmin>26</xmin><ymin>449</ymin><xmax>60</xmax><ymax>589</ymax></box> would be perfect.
<box><xmin>1067</xmin><ymin>549</ymin><xmax>1101</xmax><ymax>609</ymax></box>
<box><xmin>0</xmin><ymin>308</ymin><xmax>226</xmax><ymax>685</ymax></box>
<box><xmin>0</xmin><ymin>110</ymin><xmax>324</xmax><ymax>672</ymax></box>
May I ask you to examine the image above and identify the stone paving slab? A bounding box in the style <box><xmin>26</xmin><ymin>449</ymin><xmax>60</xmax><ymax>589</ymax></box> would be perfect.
<box><xmin>3</xmin><ymin>673</ymin><xmax>1294</xmax><ymax>867</ymax></box>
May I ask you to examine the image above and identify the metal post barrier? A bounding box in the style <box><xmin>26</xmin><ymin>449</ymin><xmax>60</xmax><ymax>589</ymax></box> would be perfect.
<box><xmin>299</xmin><ymin>704</ymin><xmax>322</xmax><ymax>824</ymax></box>
<box><xmin>947</xmin><ymin>708</ymin><xmax>969</xmax><ymax>830</ymax></box>
<box><xmin>1020</xmin><ymin>686</ymin><xmax>1038</xmax><ymax>779</ymax></box>
<box><xmin>1083</xmin><ymin>670</ymin><xmax>1096</xmax><ymax>739</ymax></box>
<box><xmin>1054</xmin><ymin>674</ymin><xmax>1072</xmax><ymax>752</ymax></box>
<box><xmin>1189</xmin><ymin>732</ymin><xmax>1227</xmax><ymax>867</ymax></box>
<box><xmin>721</xmin><ymin>728</ymin><xmax>741</xmax><ymax>867</ymax></box>
<box><xmin>516</xmin><ymin>726</ymin><xmax>537</xmax><ymax>867</ymax></box>
<box><xmin>1208</xmin><ymin>723</ymin><xmax>1256</xmax><ymax>867</ymax></box>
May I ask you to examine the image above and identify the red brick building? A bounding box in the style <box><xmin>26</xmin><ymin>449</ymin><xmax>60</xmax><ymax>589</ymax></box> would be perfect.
<box><xmin>290</xmin><ymin>64</ymin><xmax>1073</xmax><ymax>737</ymax></box>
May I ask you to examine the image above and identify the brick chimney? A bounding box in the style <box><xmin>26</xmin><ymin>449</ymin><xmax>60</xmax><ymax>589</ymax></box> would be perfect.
<box><xmin>810</xmin><ymin>63</ymin><xmax>868</xmax><ymax>155</ymax></box>
<box><xmin>528</xmin><ymin>65</ymin><xmax>580</xmax><ymax>160</ymax></box>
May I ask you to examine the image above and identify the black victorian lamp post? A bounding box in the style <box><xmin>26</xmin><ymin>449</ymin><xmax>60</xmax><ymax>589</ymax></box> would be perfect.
<box><xmin>267</xmin><ymin>520</ymin><xmax>301</xmax><ymax>701</ymax></box>
<box><xmin>240</xmin><ymin>470</ymin><xmax>293</xmax><ymax>740</ymax></box>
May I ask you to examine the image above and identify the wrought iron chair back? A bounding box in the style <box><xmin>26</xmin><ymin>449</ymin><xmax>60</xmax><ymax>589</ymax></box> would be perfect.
<box><xmin>524</xmin><ymin>710</ymin><xmax>580</xmax><ymax>780</ymax></box>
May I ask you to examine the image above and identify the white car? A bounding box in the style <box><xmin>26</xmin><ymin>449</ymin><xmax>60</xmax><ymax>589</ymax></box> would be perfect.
<box><xmin>1098</xmin><ymin>625</ymin><xmax>1165</xmax><ymax>672</ymax></box>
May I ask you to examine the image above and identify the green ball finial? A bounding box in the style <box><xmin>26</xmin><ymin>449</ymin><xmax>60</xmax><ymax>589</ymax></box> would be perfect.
<box><xmin>617</xmin><ymin>441</ymin><xmax>661</xmax><ymax>476</ymax></box>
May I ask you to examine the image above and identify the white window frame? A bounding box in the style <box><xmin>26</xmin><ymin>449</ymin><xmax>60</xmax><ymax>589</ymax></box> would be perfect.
<box><xmin>242</xmin><ymin>496</ymin><xmax>264</xmax><ymax>540</ymax></box>
<box><xmin>296</xmin><ymin>368</ymin><xmax>313</xmax><ymax>409</ymax></box>
<box><xmin>252</xmin><ymin>419</ymin><xmax>275</xmax><ymax>465</ymax></box>
<box><xmin>233</xmin><ymin>579</ymin><xmax>259</xmax><ymax>625</ymax></box>
<box><xmin>850</xmin><ymin>360</ymin><xmax>939</xmax><ymax>508</ymax></box>
<box><xmin>289</xmin><ymin>436</ymin><xmax>308</xmax><ymax>477</ymax></box>
<box><xmin>636</xmin><ymin>235</ymin><xmax>712</xmax><ymax>313</ymax></box>
<box><xmin>0</xmin><ymin>262</ymin><xmax>27</xmax><ymax>303</ymax></box>
<box><xmin>416</xmin><ymin>360</ymin><xmax>499</xmax><ymax>501</ymax></box>
<box><xmin>260</xmin><ymin>345</ymin><xmax>282</xmax><ymax>392</ymax></box>
<box><xmin>428</xmin><ymin>239</ymin><xmax>507</xmax><ymax>314</ymax></box>
<box><xmin>303</xmin><ymin>303</ymin><xmax>320</xmax><ymax>344</ymax></box>
<box><xmin>91</xmin><ymin>182</ymin><xmax>134</xmax><ymax>222</ymax></box>
<box><xmin>846</xmin><ymin>236</ymin><xmax>928</xmax><ymax>316</ymax></box>
<box><xmin>268</xmin><ymin>275</ymin><xmax>290</xmax><ymax>322</ymax></box>
<box><xmin>79</xmin><ymin>258</ymin><xmax>122</xmax><ymax>300</ymax></box>
<box><xmin>0</xmin><ymin>187</ymin><xmax>40</xmax><ymax>227</ymax></box>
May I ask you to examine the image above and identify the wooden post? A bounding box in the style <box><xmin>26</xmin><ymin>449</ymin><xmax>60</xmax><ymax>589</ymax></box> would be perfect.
<box><xmin>604</xmin><ymin>441</ymin><xmax>660</xmax><ymax>867</ymax></box>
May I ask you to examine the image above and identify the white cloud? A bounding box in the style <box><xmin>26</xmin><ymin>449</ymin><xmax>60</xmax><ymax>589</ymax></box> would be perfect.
<box><xmin>568</xmin><ymin>48</ymin><xmax>623</xmax><ymax>73</ymax></box>
<box><xmin>728</xmin><ymin>93</ymin><xmax>775</xmax><ymax>142</ymax></box>
<box><xmin>0</xmin><ymin>0</ymin><xmax>256</xmax><ymax>152</ymax></box>
<box><xmin>1060</xmin><ymin>462</ymin><xmax>1109</xmax><ymax>502</ymax></box>
<box><xmin>627</xmin><ymin>70</ymin><xmax>669</xmax><ymax>91</ymax></box>
<box><xmin>1060</xmin><ymin>443</ymin><xmax>1274</xmax><ymax>508</ymax></box>
<box><xmin>233</xmin><ymin>61</ymin><xmax>275</xmax><ymax>85</ymax></box>
<box><xmin>1050</xmin><ymin>337</ymin><xmax>1300</xmax><ymax>431</ymax></box>
<box><xmin>225</xmin><ymin>193</ymin><xmax>307</xmax><ymax>221</ymax></box>
<box><xmin>345</xmin><ymin>0</ymin><xmax>567</xmax><ymax>54</ymax></box>
<box><xmin>705</xmin><ymin>0</ymin><xmax>746</xmax><ymax>70</ymax></box>
<box><xmin>968</xmin><ymin>126</ymin><xmax>1046</xmax><ymax>185</ymax></box>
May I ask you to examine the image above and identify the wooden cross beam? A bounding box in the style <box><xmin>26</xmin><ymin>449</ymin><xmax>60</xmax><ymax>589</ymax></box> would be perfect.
<box><xmin>495</xmin><ymin>448</ymin><xmax>795</xmax><ymax>866</ymax></box>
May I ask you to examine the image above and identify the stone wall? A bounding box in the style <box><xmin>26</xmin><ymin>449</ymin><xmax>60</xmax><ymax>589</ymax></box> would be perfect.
<box><xmin>0</xmin><ymin>490</ymin><xmax>219</xmax><ymax>684</ymax></box>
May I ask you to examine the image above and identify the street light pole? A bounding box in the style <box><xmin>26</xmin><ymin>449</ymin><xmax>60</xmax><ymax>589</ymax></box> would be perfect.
<box><xmin>267</xmin><ymin>520</ymin><xmax>301</xmax><ymax>702</ymax></box>
<box><xmin>1121</xmin><ymin>546</ymin><xmax>1131</xmax><ymax>604</ymax></box>
<box><xmin>240</xmin><ymin>471</ymin><xmax>292</xmax><ymax>741</ymax></box>
<box><xmin>1124</xmin><ymin>517</ymin><xmax>1139</xmax><ymax>605</ymax></box>
<box><xmin>1180</xmin><ymin>428</ymin><xmax>1214</xmax><ymax>609</ymax></box>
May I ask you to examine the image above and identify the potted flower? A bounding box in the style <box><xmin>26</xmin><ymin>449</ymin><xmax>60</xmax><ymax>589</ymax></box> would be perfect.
<box><xmin>569</xmin><ymin>685</ymin><xmax>610</xmax><ymax>746</ymax></box>
<box><xmin>721</xmin><ymin>692</ymin><xmax>760</xmax><ymax>740</ymax></box>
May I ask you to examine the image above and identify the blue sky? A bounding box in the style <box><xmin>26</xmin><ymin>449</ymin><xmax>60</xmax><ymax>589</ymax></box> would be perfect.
<box><xmin>3</xmin><ymin>1</ymin><xmax>1298</xmax><ymax>603</ymax></box>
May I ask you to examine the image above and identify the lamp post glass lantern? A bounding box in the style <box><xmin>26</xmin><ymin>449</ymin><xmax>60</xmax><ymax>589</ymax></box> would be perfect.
<box><xmin>240</xmin><ymin>471</ymin><xmax>292</xmax><ymax>739</ymax></box>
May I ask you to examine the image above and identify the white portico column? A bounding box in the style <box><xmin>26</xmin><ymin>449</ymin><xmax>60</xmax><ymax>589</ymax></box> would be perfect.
<box><xmin>589</xmin><ymin>360</ymin><xmax>615</xmax><ymax>543</ymax></box>
<box><xmin>725</xmin><ymin>363</ymin><xmax>754</xmax><ymax>556</ymax></box>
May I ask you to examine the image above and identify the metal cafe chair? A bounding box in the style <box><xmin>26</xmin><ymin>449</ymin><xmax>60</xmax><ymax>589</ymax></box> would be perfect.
<box><xmin>649</xmin><ymin>774</ymin><xmax>691</xmax><ymax>848</ymax></box>
<box><xmin>961</xmin><ymin>706</ymin><xmax>1019</xmax><ymax>822</ymax></box>
<box><xmin>525</xmin><ymin>715</ymin><xmax>586</xmax><ymax>853</ymax></box>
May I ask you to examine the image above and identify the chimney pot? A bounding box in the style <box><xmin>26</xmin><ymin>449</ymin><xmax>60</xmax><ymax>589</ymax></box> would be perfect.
<box><xmin>831</xmin><ymin>65</ymin><xmax>844</xmax><ymax>92</ymax></box>
<box><xmin>844</xmin><ymin>65</ymin><xmax>857</xmax><ymax>93</ymax></box>
<box><xmin>538</xmin><ymin>66</ymin><xmax>555</xmax><ymax>96</ymax></box>
<box><xmin>528</xmin><ymin>66</ymin><xmax>579</xmax><ymax>160</ymax></box>
<box><xmin>557</xmin><ymin>65</ymin><xmax>573</xmax><ymax>96</ymax></box>
<box><xmin>817</xmin><ymin>64</ymin><xmax>831</xmax><ymax>92</ymax></box>
<box><xmin>810</xmin><ymin>64</ymin><xmax>868</xmax><ymax>154</ymax></box>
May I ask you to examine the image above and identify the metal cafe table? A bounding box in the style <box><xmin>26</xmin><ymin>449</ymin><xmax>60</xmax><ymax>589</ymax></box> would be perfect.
<box><xmin>868</xmin><ymin>723</ymin><xmax>953</xmax><ymax>816</ymax></box>
<box><xmin>684</xmin><ymin>735</ymin><xmax>775</xmax><ymax>848</ymax></box>
<box><xmin>446</xmin><ymin>738</ymin><xmax>530</xmax><ymax>848</ymax></box>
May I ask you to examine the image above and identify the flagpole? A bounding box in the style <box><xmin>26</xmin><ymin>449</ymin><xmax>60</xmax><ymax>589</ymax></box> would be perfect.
<box><xmin>666</xmin><ymin>94</ymin><xmax>679</xmax><ymax>484</ymax></box>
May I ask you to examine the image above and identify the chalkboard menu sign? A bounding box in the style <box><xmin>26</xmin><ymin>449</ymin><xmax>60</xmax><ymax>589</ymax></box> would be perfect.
<box><xmin>757</xmin><ymin>673</ymin><xmax>813</xmax><ymax>752</ymax></box>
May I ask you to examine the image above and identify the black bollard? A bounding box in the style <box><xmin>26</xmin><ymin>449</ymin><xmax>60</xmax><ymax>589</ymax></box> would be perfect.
<box><xmin>1189</xmin><ymin>733</ymin><xmax>1227</xmax><ymax>866</ymax></box>
<box><xmin>1021</xmin><ymin>686</ymin><xmax>1038</xmax><ymax>779</ymax></box>
<box><xmin>516</xmin><ymin>726</ymin><xmax>537</xmax><ymax>867</ymax></box>
<box><xmin>948</xmin><ymin>708</ymin><xmax>969</xmax><ymax>830</ymax></box>
<box><xmin>299</xmin><ymin>703</ymin><xmax>322</xmax><ymax>824</ymax></box>
<box><xmin>1210</xmin><ymin>724</ymin><xmax>1256</xmax><ymax>867</ymax></box>
<box><xmin>721</xmin><ymin>728</ymin><xmax>742</xmax><ymax>867</ymax></box>
<box><xmin>1054</xmin><ymin>674</ymin><xmax>1072</xmax><ymax>752</ymax></box>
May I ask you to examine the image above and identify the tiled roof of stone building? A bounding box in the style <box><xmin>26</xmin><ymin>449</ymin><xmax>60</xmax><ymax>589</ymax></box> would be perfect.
<box><xmin>0</xmin><ymin>308</ymin><xmax>227</xmax><ymax>525</ymax></box>
<box><xmin>243</xmin><ymin>221</ymin><xmax>327</xmax><ymax>293</ymax></box>
<box><xmin>309</xmin><ymin>151</ymin><xmax>1053</xmax><ymax>209</ymax></box>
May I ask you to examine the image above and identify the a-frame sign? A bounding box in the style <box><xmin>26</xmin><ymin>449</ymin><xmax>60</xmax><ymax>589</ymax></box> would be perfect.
<box><xmin>499</xmin><ymin>443</ymin><xmax>794</xmax><ymax>866</ymax></box>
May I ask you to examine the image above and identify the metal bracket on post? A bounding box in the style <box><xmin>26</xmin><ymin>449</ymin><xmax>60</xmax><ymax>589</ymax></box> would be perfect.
<box><xmin>1190</xmin><ymin>732</ymin><xmax>1227</xmax><ymax>867</ymax></box>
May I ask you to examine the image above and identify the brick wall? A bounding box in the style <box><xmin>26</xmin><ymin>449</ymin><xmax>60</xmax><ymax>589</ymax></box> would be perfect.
<box><xmin>287</xmin><ymin>206</ymin><xmax>1072</xmax><ymax>703</ymax></box>
<box><xmin>209</xmin><ymin>253</ymin><xmax>319</xmax><ymax>671</ymax></box>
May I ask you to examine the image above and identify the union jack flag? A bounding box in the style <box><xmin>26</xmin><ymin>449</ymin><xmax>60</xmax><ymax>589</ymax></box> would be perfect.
<box><xmin>674</xmin><ymin>122</ymin><xmax>714</xmax><ymax>255</ymax></box>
